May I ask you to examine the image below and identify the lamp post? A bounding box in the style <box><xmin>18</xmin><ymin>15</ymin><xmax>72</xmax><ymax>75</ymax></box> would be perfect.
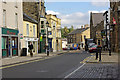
<box><xmin>46</xmin><ymin>21</ymin><xmax>49</xmax><ymax>56</ymax></box>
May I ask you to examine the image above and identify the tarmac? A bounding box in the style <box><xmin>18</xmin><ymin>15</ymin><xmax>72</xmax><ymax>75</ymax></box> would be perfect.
<box><xmin>1</xmin><ymin>50</ymin><xmax>81</xmax><ymax>66</ymax></box>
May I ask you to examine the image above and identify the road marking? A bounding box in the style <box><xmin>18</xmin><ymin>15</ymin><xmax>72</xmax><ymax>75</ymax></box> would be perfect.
<box><xmin>0</xmin><ymin>56</ymin><xmax>57</xmax><ymax>70</ymax></box>
<box><xmin>64</xmin><ymin>63</ymin><xmax>86</xmax><ymax>78</ymax></box>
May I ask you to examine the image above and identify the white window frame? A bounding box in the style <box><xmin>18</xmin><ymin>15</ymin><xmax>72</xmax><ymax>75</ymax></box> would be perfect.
<box><xmin>3</xmin><ymin>9</ymin><xmax>6</xmax><ymax>27</ymax></box>
<box><xmin>26</xmin><ymin>24</ymin><xmax>29</xmax><ymax>36</ymax></box>
<box><xmin>15</xmin><ymin>13</ymin><xmax>18</xmax><ymax>28</ymax></box>
<box><xmin>33</xmin><ymin>25</ymin><xmax>35</xmax><ymax>36</ymax></box>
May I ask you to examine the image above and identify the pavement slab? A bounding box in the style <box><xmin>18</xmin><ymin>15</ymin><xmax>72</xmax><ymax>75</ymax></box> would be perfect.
<box><xmin>69</xmin><ymin>63</ymin><xmax>118</xmax><ymax>79</ymax></box>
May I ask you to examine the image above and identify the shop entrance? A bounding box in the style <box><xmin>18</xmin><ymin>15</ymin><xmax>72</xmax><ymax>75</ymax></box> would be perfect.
<box><xmin>12</xmin><ymin>37</ymin><xmax>18</xmax><ymax>56</ymax></box>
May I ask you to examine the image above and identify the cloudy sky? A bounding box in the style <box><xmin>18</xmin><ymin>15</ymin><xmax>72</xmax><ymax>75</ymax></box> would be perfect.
<box><xmin>45</xmin><ymin>2</ymin><xmax>109</xmax><ymax>28</ymax></box>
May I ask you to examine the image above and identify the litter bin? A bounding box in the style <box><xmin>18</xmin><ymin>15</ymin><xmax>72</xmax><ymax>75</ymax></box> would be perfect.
<box><xmin>21</xmin><ymin>48</ymin><xmax>27</xmax><ymax>56</ymax></box>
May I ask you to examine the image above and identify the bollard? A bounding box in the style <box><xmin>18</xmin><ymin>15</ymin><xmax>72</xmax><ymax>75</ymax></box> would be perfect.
<box><xmin>47</xmin><ymin>49</ymin><xmax>49</xmax><ymax>56</ymax></box>
<box><xmin>99</xmin><ymin>47</ymin><xmax>101</xmax><ymax>62</ymax></box>
<box><xmin>109</xmin><ymin>48</ymin><xmax>111</xmax><ymax>56</ymax></box>
<box><xmin>96</xmin><ymin>48</ymin><xmax>98</xmax><ymax>60</ymax></box>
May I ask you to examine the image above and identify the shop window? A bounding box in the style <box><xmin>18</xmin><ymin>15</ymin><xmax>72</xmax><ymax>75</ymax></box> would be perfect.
<box><xmin>33</xmin><ymin>42</ymin><xmax>35</xmax><ymax>53</ymax></box>
<box><xmin>2</xmin><ymin>37</ymin><xmax>8</xmax><ymax>49</ymax></box>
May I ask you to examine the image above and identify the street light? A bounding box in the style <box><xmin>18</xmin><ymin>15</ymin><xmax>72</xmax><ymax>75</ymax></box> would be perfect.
<box><xmin>46</xmin><ymin>21</ymin><xmax>49</xmax><ymax>56</ymax></box>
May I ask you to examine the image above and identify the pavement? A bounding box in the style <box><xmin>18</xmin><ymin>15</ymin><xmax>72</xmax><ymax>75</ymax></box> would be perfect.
<box><xmin>1</xmin><ymin>50</ymin><xmax>81</xmax><ymax>66</ymax></box>
<box><xmin>81</xmin><ymin>51</ymin><xmax>118</xmax><ymax>63</ymax></box>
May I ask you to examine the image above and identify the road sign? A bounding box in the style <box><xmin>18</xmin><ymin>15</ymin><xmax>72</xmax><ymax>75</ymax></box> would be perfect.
<box><xmin>40</xmin><ymin>36</ymin><xmax>43</xmax><ymax>41</ymax></box>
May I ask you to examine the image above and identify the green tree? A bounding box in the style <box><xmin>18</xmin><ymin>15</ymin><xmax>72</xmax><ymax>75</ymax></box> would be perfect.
<box><xmin>61</xmin><ymin>26</ymin><xmax>74</xmax><ymax>38</ymax></box>
<box><xmin>69</xmin><ymin>25</ymin><xmax>74</xmax><ymax>32</ymax></box>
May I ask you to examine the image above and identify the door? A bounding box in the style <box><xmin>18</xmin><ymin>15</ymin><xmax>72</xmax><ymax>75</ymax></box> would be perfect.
<box><xmin>12</xmin><ymin>37</ymin><xmax>18</xmax><ymax>56</ymax></box>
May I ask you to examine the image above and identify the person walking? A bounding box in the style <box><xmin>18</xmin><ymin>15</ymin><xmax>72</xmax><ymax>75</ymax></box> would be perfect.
<box><xmin>28</xmin><ymin>42</ymin><xmax>33</xmax><ymax>57</ymax></box>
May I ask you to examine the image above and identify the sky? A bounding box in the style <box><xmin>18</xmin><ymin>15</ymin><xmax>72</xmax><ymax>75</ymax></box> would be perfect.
<box><xmin>45</xmin><ymin>2</ymin><xmax>110</xmax><ymax>29</ymax></box>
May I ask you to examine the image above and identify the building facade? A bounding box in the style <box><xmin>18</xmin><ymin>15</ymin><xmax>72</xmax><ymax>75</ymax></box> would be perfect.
<box><xmin>1</xmin><ymin>1</ymin><xmax>23</xmax><ymax>58</ymax></box>
<box><xmin>62</xmin><ymin>39</ymin><xmax>67</xmax><ymax>49</ymax></box>
<box><xmin>23</xmin><ymin>13</ymin><xmax>38</xmax><ymax>55</ymax></box>
<box><xmin>23</xmin><ymin>0</ymin><xmax>47</xmax><ymax>53</ymax></box>
<box><xmin>0</xmin><ymin>1</ymin><xmax>2</xmax><ymax>59</ymax></box>
<box><xmin>110</xmin><ymin>1</ymin><xmax>120</xmax><ymax>53</ymax></box>
<box><xmin>90</xmin><ymin>13</ymin><xmax>104</xmax><ymax>42</ymax></box>
<box><xmin>67</xmin><ymin>27</ymin><xmax>90</xmax><ymax>49</ymax></box>
<box><xmin>95</xmin><ymin>21</ymin><xmax>104</xmax><ymax>46</ymax></box>
<box><xmin>81</xmin><ymin>27</ymin><xmax>90</xmax><ymax>49</ymax></box>
<box><xmin>46</xmin><ymin>14</ymin><xmax>62</xmax><ymax>52</ymax></box>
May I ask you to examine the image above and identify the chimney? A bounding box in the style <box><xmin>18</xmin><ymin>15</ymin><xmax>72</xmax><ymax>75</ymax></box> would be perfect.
<box><xmin>81</xmin><ymin>25</ymin><xmax>83</xmax><ymax>29</ymax></box>
<box><xmin>84</xmin><ymin>24</ymin><xmax>89</xmax><ymax>28</ymax></box>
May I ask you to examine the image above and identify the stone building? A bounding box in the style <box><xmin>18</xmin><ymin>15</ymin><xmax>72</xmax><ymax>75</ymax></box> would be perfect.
<box><xmin>46</xmin><ymin>14</ymin><xmax>62</xmax><ymax>52</ymax></box>
<box><xmin>23</xmin><ymin>13</ymin><xmax>38</xmax><ymax>55</ymax></box>
<box><xmin>23</xmin><ymin>0</ymin><xmax>47</xmax><ymax>53</ymax></box>
<box><xmin>95</xmin><ymin>21</ymin><xmax>104</xmax><ymax>46</ymax></box>
<box><xmin>67</xmin><ymin>27</ymin><xmax>90</xmax><ymax>49</ymax></box>
<box><xmin>90</xmin><ymin>12</ymin><xmax>104</xmax><ymax>43</ymax></box>
<box><xmin>1</xmin><ymin>1</ymin><xmax>23</xmax><ymax>58</ymax></box>
<box><xmin>110</xmin><ymin>1</ymin><xmax>120</xmax><ymax>52</ymax></box>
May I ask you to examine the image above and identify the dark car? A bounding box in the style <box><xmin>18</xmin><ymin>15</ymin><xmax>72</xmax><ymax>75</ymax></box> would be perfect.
<box><xmin>88</xmin><ymin>45</ymin><xmax>98</xmax><ymax>53</ymax></box>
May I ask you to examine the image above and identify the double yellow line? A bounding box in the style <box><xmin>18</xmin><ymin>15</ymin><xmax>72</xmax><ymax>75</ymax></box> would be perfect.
<box><xmin>0</xmin><ymin>56</ymin><xmax>56</xmax><ymax>70</ymax></box>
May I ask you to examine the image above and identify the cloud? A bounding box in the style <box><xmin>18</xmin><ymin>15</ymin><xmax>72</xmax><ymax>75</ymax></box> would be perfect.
<box><xmin>46</xmin><ymin>10</ymin><xmax>60</xmax><ymax>15</ymax></box>
<box><xmin>46</xmin><ymin>10</ymin><xmax>89</xmax><ymax>29</ymax></box>
<box><xmin>46</xmin><ymin>10</ymin><xmax>106</xmax><ymax>29</ymax></box>
<box><xmin>91</xmin><ymin>0</ymin><xmax>109</xmax><ymax>7</ymax></box>
<box><xmin>88</xmin><ymin>10</ymin><xmax>106</xmax><ymax>13</ymax></box>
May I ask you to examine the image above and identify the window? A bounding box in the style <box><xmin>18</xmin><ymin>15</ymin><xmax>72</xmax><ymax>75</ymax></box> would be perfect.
<box><xmin>3</xmin><ymin>10</ymin><xmax>6</xmax><ymax>27</ymax></box>
<box><xmin>33</xmin><ymin>25</ymin><xmax>35</xmax><ymax>36</ymax></box>
<box><xmin>26</xmin><ymin>24</ymin><xmax>29</xmax><ymax>35</ymax></box>
<box><xmin>15</xmin><ymin>0</ymin><xmax>18</xmax><ymax>8</ymax></box>
<box><xmin>15</xmin><ymin>13</ymin><xmax>18</xmax><ymax>28</ymax></box>
<box><xmin>41</xmin><ymin>21</ymin><xmax>44</xmax><ymax>28</ymax></box>
<box><xmin>2</xmin><ymin>37</ymin><xmax>8</xmax><ymax>49</ymax></box>
<box><xmin>2</xmin><ymin>0</ymin><xmax>6</xmax><ymax>3</ymax></box>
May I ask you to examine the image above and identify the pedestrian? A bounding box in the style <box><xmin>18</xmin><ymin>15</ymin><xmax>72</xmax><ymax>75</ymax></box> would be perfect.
<box><xmin>28</xmin><ymin>42</ymin><xmax>33</xmax><ymax>57</ymax></box>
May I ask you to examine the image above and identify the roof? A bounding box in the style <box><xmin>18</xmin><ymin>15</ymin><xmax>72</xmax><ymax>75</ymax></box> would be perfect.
<box><xmin>92</xmin><ymin>13</ymin><xmax>104</xmax><ymax>27</ymax></box>
<box><xmin>23</xmin><ymin>13</ymin><xmax>38</xmax><ymax>24</ymax></box>
<box><xmin>68</xmin><ymin>27</ymin><xmax>89</xmax><ymax>35</ymax></box>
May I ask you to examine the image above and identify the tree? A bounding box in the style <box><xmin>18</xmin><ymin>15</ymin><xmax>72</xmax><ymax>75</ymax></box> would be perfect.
<box><xmin>69</xmin><ymin>25</ymin><xmax>74</xmax><ymax>32</ymax></box>
<box><xmin>61</xmin><ymin>26</ymin><xmax>74</xmax><ymax>38</ymax></box>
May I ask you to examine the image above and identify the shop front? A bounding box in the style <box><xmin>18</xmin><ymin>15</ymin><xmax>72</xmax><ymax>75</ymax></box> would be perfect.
<box><xmin>24</xmin><ymin>37</ymin><xmax>38</xmax><ymax>55</ymax></box>
<box><xmin>2</xmin><ymin>27</ymin><xmax>19</xmax><ymax>58</ymax></box>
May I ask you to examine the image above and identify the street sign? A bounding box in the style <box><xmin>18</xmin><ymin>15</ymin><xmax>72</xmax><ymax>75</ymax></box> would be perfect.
<box><xmin>40</xmin><ymin>36</ymin><xmax>43</xmax><ymax>41</ymax></box>
<box><xmin>20</xmin><ymin>34</ymin><xmax>23</xmax><ymax>39</ymax></box>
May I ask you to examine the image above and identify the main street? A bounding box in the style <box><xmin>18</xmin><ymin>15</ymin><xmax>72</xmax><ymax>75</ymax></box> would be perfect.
<box><xmin>2</xmin><ymin>51</ymin><xmax>91</xmax><ymax>78</ymax></box>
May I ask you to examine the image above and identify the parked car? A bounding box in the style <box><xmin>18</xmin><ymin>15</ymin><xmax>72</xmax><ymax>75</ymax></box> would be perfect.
<box><xmin>88</xmin><ymin>45</ymin><xmax>98</xmax><ymax>53</ymax></box>
<box><xmin>88</xmin><ymin>43</ymin><xmax>95</xmax><ymax>48</ymax></box>
<box><xmin>63</xmin><ymin>48</ymin><xmax>68</xmax><ymax>50</ymax></box>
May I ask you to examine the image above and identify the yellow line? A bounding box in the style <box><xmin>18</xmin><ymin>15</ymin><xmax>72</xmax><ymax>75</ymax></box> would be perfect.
<box><xmin>0</xmin><ymin>56</ymin><xmax>57</xmax><ymax>70</ymax></box>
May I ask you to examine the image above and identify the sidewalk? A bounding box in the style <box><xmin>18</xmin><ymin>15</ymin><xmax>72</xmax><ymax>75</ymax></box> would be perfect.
<box><xmin>86</xmin><ymin>52</ymin><xmax>118</xmax><ymax>63</ymax></box>
<box><xmin>2</xmin><ymin>50</ymin><xmax>81</xmax><ymax>66</ymax></box>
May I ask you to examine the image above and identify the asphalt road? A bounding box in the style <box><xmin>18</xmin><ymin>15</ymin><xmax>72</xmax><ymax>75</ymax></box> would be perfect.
<box><xmin>2</xmin><ymin>51</ymin><xmax>91</xmax><ymax>78</ymax></box>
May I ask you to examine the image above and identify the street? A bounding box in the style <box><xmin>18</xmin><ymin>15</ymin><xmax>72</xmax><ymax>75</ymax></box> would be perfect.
<box><xmin>2</xmin><ymin>51</ymin><xmax>90</xmax><ymax>78</ymax></box>
<box><xmin>2</xmin><ymin>51</ymin><xmax>118</xmax><ymax>79</ymax></box>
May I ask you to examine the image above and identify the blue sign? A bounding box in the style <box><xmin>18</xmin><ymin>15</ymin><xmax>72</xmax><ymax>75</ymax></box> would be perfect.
<box><xmin>72</xmin><ymin>44</ymin><xmax>78</xmax><ymax>50</ymax></box>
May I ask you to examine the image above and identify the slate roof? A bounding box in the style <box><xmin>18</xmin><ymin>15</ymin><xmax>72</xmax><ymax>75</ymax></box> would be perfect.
<box><xmin>92</xmin><ymin>13</ymin><xmax>104</xmax><ymax>27</ymax></box>
<box><xmin>68</xmin><ymin>27</ymin><xmax>89</xmax><ymax>35</ymax></box>
<box><xmin>23</xmin><ymin>13</ymin><xmax>38</xmax><ymax>24</ymax></box>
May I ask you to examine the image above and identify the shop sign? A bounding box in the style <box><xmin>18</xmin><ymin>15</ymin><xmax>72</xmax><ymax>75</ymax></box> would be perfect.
<box><xmin>20</xmin><ymin>34</ymin><xmax>23</xmax><ymax>39</ymax></box>
<box><xmin>2</xmin><ymin>27</ymin><xmax>18</xmax><ymax>35</ymax></box>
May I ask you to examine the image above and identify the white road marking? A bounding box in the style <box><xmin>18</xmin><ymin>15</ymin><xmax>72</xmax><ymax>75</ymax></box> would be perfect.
<box><xmin>64</xmin><ymin>63</ymin><xmax>86</xmax><ymax>78</ymax></box>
